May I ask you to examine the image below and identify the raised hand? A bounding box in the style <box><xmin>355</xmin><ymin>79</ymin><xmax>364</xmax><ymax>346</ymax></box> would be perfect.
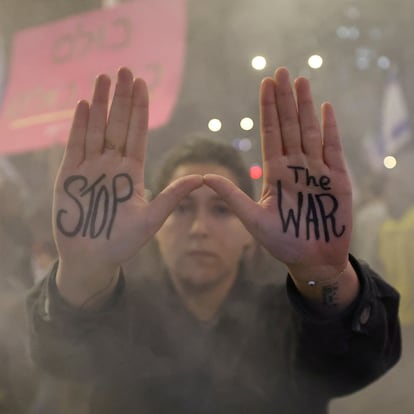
<box><xmin>204</xmin><ymin>67</ymin><xmax>353</xmax><ymax>289</ymax></box>
<box><xmin>53</xmin><ymin>68</ymin><xmax>202</xmax><ymax>305</ymax></box>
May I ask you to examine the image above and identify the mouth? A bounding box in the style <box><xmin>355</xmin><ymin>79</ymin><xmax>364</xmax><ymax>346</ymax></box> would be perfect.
<box><xmin>186</xmin><ymin>250</ymin><xmax>217</xmax><ymax>258</ymax></box>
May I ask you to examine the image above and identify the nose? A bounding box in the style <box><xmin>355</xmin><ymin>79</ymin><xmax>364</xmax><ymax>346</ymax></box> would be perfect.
<box><xmin>189</xmin><ymin>208</ymin><xmax>209</xmax><ymax>237</ymax></box>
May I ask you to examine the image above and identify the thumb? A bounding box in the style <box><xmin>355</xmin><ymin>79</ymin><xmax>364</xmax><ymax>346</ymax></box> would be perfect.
<box><xmin>146</xmin><ymin>175</ymin><xmax>203</xmax><ymax>234</ymax></box>
<box><xmin>203</xmin><ymin>174</ymin><xmax>259</xmax><ymax>231</ymax></box>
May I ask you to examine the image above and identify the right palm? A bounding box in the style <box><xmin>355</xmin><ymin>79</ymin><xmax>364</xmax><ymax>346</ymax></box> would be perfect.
<box><xmin>53</xmin><ymin>68</ymin><xmax>202</xmax><ymax>268</ymax></box>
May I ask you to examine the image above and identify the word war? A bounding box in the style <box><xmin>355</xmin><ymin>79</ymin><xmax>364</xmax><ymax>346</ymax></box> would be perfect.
<box><xmin>277</xmin><ymin>166</ymin><xmax>345</xmax><ymax>242</ymax></box>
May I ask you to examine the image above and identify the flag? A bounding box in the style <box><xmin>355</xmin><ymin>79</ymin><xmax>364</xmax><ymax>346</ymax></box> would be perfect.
<box><xmin>380</xmin><ymin>66</ymin><xmax>412</xmax><ymax>157</ymax></box>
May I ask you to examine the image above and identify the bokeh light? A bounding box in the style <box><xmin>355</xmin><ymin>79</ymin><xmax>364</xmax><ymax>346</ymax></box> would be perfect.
<box><xmin>240</xmin><ymin>117</ymin><xmax>254</xmax><ymax>131</ymax></box>
<box><xmin>251</xmin><ymin>56</ymin><xmax>267</xmax><ymax>70</ymax></box>
<box><xmin>249</xmin><ymin>164</ymin><xmax>263</xmax><ymax>180</ymax></box>
<box><xmin>208</xmin><ymin>118</ymin><xmax>222</xmax><ymax>132</ymax></box>
<box><xmin>377</xmin><ymin>56</ymin><xmax>391</xmax><ymax>70</ymax></box>
<box><xmin>384</xmin><ymin>156</ymin><xmax>397</xmax><ymax>169</ymax></box>
<box><xmin>308</xmin><ymin>55</ymin><xmax>323</xmax><ymax>69</ymax></box>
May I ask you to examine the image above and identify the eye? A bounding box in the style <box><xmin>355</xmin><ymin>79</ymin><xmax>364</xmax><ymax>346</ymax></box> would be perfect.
<box><xmin>175</xmin><ymin>202</ymin><xmax>193</xmax><ymax>214</ymax></box>
<box><xmin>212</xmin><ymin>204</ymin><xmax>232</xmax><ymax>216</ymax></box>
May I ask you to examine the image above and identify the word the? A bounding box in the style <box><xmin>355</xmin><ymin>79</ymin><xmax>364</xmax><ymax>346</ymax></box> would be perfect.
<box><xmin>57</xmin><ymin>173</ymin><xmax>133</xmax><ymax>239</ymax></box>
<box><xmin>288</xmin><ymin>165</ymin><xmax>331</xmax><ymax>190</ymax></box>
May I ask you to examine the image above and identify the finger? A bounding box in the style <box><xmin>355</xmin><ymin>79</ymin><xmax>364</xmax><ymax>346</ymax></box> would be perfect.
<box><xmin>295</xmin><ymin>77</ymin><xmax>322</xmax><ymax>159</ymax></box>
<box><xmin>105</xmin><ymin>67</ymin><xmax>134</xmax><ymax>155</ymax></box>
<box><xmin>85</xmin><ymin>74</ymin><xmax>111</xmax><ymax>160</ymax></box>
<box><xmin>274</xmin><ymin>67</ymin><xmax>302</xmax><ymax>155</ymax></box>
<box><xmin>203</xmin><ymin>174</ymin><xmax>259</xmax><ymax>234</ymax></box>
<box><xmin>125</xmin><ymin>78</ymin><xmax>149</xmax><ymax>169</ymax></box>
<box><xmin>260</xmin><ymin>77</ymin><xmax>283</xmax><ymax>182</ymax></box>
<box><xmin>146</xmin><ymin>175</ymin><xmax>203</xmax><ymax>235</ymax></box>
<box><xmin>321</xmin><ymin>102</ymin><xmax>347</xmax><ymax>171</ymax></box>
<box><xmin>61</xmin><ymin>100</ymin><xmax>89</xmax><ymax>169</ymax></box>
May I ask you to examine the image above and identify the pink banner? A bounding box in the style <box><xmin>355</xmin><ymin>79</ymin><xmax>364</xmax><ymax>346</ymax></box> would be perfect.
<box><xmin>0</xmin><ymin>0</ymin><xmax>187</xmax><ymax>155</ymax></box>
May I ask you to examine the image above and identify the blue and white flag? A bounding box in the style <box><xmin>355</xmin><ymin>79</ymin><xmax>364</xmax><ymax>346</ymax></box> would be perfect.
<box><xmin>380</xmin><ymin>66</ymin><xmax>412</xmax><ymax>157</ymax></box>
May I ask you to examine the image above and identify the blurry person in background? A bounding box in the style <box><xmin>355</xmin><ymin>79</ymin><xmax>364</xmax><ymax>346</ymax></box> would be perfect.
<box><xmin>0</xmin><ymin>161</ymin><xmax>35</xmax><ymax>413</ymax></box>
<box><xmin>377</xmin><ymin>145</ymin><xmax>414</xmax><ymax>412</ymax></box>
<box><xmin>380</xmin><ymin>143</ymin><xmax>414</xmax><ymax>326</ymax></box>
<box><xmin>0</xmin><ymin>159</ymin><xmax>90</xmax><ymax>414</ymax></box>
<box><xmin>351</xmin><ymin>173</ymin><xmax>388</xmax><ymax>273</ymax></box>
<box><xmin>26</xmin><ymin>66</ymin><xmax>401</xmax><ymax>414</ymax></box>
<box><xmin>0</xmin><ymin>158</ymin><xmax>32</xmax><ymax>289</ymax></box>
<box><xmin>333</xmin><ymin>143</ymin><xmax>414</xmax><ymax>414</ymax></box>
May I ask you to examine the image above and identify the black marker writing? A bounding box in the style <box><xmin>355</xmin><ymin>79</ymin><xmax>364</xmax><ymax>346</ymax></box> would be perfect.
<box><xmin>277</xmin><ymin>181</ymin><xmax>303</xmax><ymax>238</ymax></box>
<box><xmin>288</xmin><ymin>165</ymin><xmax>331</xmax><ymax>190</ymax></box>
<box><xmin>276</xmin><ymin>180</ymin><xmax>345</xmax><ymax>242</ymax></box>
<box><xmin>306</xmin><ymin>193</ymin><xmax>320</xmax><ymax>240</ymax></box>
<box><xmin>315</xmin><ymin>194</ymin><xmax>345</xmax><ymax>241</ymax></box>
<box><xmin>56</xmin><ymin>173</ymin><xmax>133</xmax><ymax>239</ymax></box>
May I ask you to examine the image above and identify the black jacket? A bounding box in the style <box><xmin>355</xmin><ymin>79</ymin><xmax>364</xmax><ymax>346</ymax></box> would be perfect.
<box><xmin>26</xmin><ymin>255</ymin><xmax>401</xmax><ymax>414</ymax></box>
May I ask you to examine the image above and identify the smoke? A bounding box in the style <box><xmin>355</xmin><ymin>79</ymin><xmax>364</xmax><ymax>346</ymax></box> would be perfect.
<box><xmin>0</xmin><ymin>0</ymin><xmax>413</xmax><ymax>413</ymax></box>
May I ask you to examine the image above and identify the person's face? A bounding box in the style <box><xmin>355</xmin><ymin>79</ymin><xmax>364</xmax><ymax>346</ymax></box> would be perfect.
<box><xmin>156</xmin><ymin>163</ymin><xmax>253</xmax><ymax>291</ymax></box>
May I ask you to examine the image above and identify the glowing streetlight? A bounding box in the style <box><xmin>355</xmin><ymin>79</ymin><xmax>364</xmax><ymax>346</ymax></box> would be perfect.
<box><xmin>208</xmin><ymin>118</ymin><xmax>222</xmax><ymax>132</ymax></box>
<box><xmin>308</xmin><ymin>55</ymin><xmax>323</xmax><ymax>69</ymax></box>
<box><xmin>384</xmin><ymin>156</ymin><xmax>397</xmax><ymax>169</ymax></box>
<box><xmin>240</xmin><ymin>117</ymin><xmax>254</xmax><ymax>131</ymax></box>
<box><xmin>251</xmin><ymin>56</ymin><xmax>267</xmax><ymax>71</ymax></box>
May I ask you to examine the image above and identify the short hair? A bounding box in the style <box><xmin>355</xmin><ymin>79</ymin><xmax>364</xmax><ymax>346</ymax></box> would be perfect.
<box><xmin>150</xmin><ymin>137</ymin><xmax>255</xmax><ymax>199</ymax></box>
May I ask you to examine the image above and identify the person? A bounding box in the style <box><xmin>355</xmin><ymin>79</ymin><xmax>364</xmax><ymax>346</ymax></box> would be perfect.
<box><xmin>0</xmin><ymin>168</ymin><xmax>34</xmax><ymax>413</ymax></box>
<box><xmin>26</xmin><ymin>66</ymin><xmax>401</xmax><ymax>414</ymax></box>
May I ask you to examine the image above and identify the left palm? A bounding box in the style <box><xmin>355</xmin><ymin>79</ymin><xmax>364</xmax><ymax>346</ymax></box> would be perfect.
<box><xmin>204</xmin><ymin>67</ymin><xmax>352</xmax><ymax>274</ymax></box>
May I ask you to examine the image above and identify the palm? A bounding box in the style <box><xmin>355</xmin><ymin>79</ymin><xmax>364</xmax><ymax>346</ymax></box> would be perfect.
<box><xmin>205</xmin><ymin>68</ymin><xmax>352</xmax><ymax>270</ymax></box>
<box><xmin>54</xmin><ymin>157</ymin><xmax>147</xmax><ymax>265</ymax></box>
<box><xmin>255</xmin><ymin>154</ymin><xmax>351</xmax><ymax>266</ymax></box>
<box><xmin>53</xmin><ymin>69</ymin><xmax>202</xmax><ymax>268</ymax></box>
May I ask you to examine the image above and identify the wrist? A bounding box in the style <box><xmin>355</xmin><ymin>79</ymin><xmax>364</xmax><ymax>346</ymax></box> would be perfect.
<box><xmin>287</xmin><ymin>259</ymin><xmax>348</xmax><ymax>285</ymax></box>
<box><xmin>288</xmin><ymin>260</ymin><xmax>360</xmax><ymax>312</ymax></box>
<box><xmin>56</xmin><ymin>258</ymin><xmax>120</xmax><ymax>308</ymax></box>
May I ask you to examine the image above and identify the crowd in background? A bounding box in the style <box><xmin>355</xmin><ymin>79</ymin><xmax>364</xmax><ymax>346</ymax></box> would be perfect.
<box><xmin>0</xmin><ymin>1</ymin><xmax>412</xmax><ymax>412</ymax></box>
<box><xmin>0</xmin><ymin>148</ymin><xmax>91</xmax><ymax>414</ymax></box>
<box><xmin>0</xmin><ymin>138</ymin><xmax>413</xmax><ymax>413</ymax></box>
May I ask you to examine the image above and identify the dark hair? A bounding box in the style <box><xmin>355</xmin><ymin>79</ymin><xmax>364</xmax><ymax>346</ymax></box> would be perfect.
<box><xmin>150</xmin><ymin>137</ymin><xmax>255</xmax><ymax>199</ymax></box>
<box><xmin>128</xmin><ymin>136</ymin><xmax>285</xmax><ymax>285</ymax></box>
